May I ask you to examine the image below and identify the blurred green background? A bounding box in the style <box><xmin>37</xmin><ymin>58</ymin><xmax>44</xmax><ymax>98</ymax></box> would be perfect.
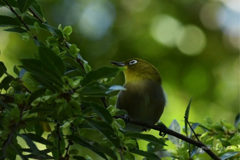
<box><xmin>0</xmin><ymin>0</ymin><xmax>239</xmax><ymax>158</ymax></box>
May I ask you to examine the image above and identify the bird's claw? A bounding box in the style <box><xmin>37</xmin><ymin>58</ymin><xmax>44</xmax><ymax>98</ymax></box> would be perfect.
<box><xmin>158</xmin><ymin>123</ymin><xmax>167</xmax><ymax>137</ymax></box>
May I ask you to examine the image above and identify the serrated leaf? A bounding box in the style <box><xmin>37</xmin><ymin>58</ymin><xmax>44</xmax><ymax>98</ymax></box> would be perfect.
<box><xmin>82</xmin><ymin>67</ymin><xmax>122</xmax><ymax>86</ymax></box>
<box><xmin>168</xmin><ymin>119</ymin><xmax>181</xmax><ymax>146</ymax></box>
<box><xmin>184</xmin><ymin>97</ymin><xmax>192</xmax><ymax>136</ymax></box>
<box><xmin>38</xmin><ymin>46</ymin><xmax>65</xmax><ymax>76</ymax></box>
<box><xmin>20</xmin><ymin>59</ymin><xmax>63</xmax><ymax>88</ymax></box>
<box><xmin>220</xmin><ymin>151</ymin><xmax>239</xmax><ymax>160</ymax></box>
<box><xmin>0</xmin><ymin>0</ymin><xmax>18</xmax><ymax>7</ymax></box>
<box><xmin>21</xmin><ymin>133</ymin><xmax>53</xmax><ymax>146</ymax></box>
<box><xmin>0</xmin><ymin>61</ymin><xmax>7</xmax><ymax>78</ymax></box>
<box><xmin>17</xmin><ymin>0</ymin><xmax>36</xmax><ymax>13</ymax></box>
<box><xmin>130</xmin><ymin>149</ymin><xmax>160</xmax><ymax>160</ymax></box>
<box><xmin>30</xmin><ymin>1</ymin><xmax>44</xmax><ymax>17</ymax></box>
<box><xmin>4</xmin><ymin>27</ymin><xmax>27</xmax><ymax>33</ymax></box>
<box><xmin>84</xmin><ymin>117</ymin><xmax>120</xmax><ymax>148</ymax></box>
<box><xmin>91</xmin><ymin>102</ymin><xmax>113</xmax><ymax>124</ymax></box>
<box><xmin>0</xmin><ymin>15</ymin><xmax>20</xmax><ymax>27</ymax></box>
<box><xmin>28</xmin><ymin>88</ymin><xmax>46</xmax><ymax>105</ymax></box>
<box><xmin>125</xmin><ymin>132</ymin><xmax>166</xmax><ymax>146</ymax></box>
<box><xmin>67</xmin><ymin>135</ymin><xmax>107</xmax><ymax>160</ymax></box>
<box><xmin>235</xmin><ymin>113</ymin><xmax>240</xmax><ymax>129</ymax></box>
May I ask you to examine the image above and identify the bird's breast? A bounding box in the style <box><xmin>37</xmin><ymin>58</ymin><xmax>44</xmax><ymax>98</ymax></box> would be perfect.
<box><xmin>116</xmin><ymin>80</ymin><xmax>166</xmax><ymax>128</ymax></box>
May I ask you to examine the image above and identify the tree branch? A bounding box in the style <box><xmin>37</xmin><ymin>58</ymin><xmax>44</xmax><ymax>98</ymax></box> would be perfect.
<box><xmin>114</xmin><ymin>116</ymin><xmax>220</xmax><ymax>160</ymax></box>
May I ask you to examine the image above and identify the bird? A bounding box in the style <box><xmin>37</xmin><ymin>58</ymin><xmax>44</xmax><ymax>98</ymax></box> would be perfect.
<box><xmin>111</xmin><ymin>58</ymin><xmax>166</xmax><ymax>132</ymax></box>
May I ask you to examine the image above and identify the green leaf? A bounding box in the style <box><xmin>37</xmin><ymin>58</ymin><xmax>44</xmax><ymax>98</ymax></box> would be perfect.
<box><xmin>0</xmin><ymin>76</ymin><xmax>12</xmax><ymax>90</ymax></box>
<box><xmin>28</xmin><ymin>88</ymin><xmax>46</xmax><ymax>105</ymax></box>
<box><xmin>125</xmin><ymin>132</ymin><xmax>166</xmax><ymax>146</ymax></box>
<box><xmin>17</xmin><ymin>0</ymin><xmax>36</xmax><ymax>13</ymax></box>
<box><xmin>29</xmin><ymin>107</ymin><xmax>57</xmax><ymax>113</ymax></box>
<box><xmin>220</xmin><ymin>151</ymin><xmax>239</xmax><ymax>160</ymax></box>
<box><xmin>130</xmin><ymin>149</ymin><xmax>160</xmax><ymax>160</ymax></box>
<box><xmin>184</xmin><ymin>97</ymin><xmax>192</xmax><ymax>136</ymax></box>
<box><xmin>92</xmin><ymin>142</ymin><xmax>118</xmax><ymax>160</ymax></box>
<box><xmin>168</xmin><ymin>119</ymin><xmax>181</xmax><ymax>146</ymax></box>
<box><xmin>82</xmin><ymin>67</ymin><xmax>122</xmax><ymax>86</ymax></box>
<box><xmin>79</xmin><ymin>84</ymin><xmax>125</xmax><ymax>97</ymax></box>
<box><xmin>91</xmin><ymin>102</ymin><xmax>113</xmax><ymax>124</ymax></box>
<box><xmin>21</xmin><ymin>133</ymin><xmax>53</xmax><ymax>146</ymax></box>
<box><xmin>13</xmin><ymin>65</ymin><xmax>20</xmax><ymax>76</ymax></box>
<box><xmin>0</xmin><ymin>99</ymin><xmax>10</xmax><ymax>109</ymax></box>
<box><xmin>4</xmin><ymin>27</ymin><xmax>27</xmax><ymax>33</ymax></box>
<box><xmin>0</xmin><ymin>15</ymin><xmax>20</xmax><ymax>27</ymax></box>
<box><xmin>19</xmin><ymin>134</ymin><xmax>41</xmax><ymax>157</ymax></box>
<box><xmin>235</xmin><ymin>113</ymin><xmax>240</xmax><ymax>129</ymax></box>
<box><xmin>20</xmin><ymin>59</ymin><xmax>63</xmax><ymax>87</ymax></box>
<box><xmin>0</xmin><ymin>0</ymin><xmax>18</xmax><ymax>7</ymax></box>
<box><xmin>67</xmin><ymin>135</ymin><xmax>107</xmax><ymax>160</ymax></box>
<box><xmin>0</xmin><ymin>61</ymin><xmax>7</xmax><ymax>78</ymax></box>
<box><xmin>42</xmin><ymin>23</ymin><xmax>64</xmax><ymax>39</ymax></box>
<box><xmin>73</xmin><ymin>156</ymin><xmax>86</xmax><ymax>160</ymax></box>
<box><xmin>38</xmin><ymin>47</ymin><xmax>66</xmax><ymax>76</ymax></box>
<box><xmin>30</xmin><ymin>1</ymin><xmax>44</xmax><ymax>17</ymax></box>
<box><xmin>31</xmin><ymin>74</ymin><xmax>58</xmax><ymax>93</ymax></box>
<box><xmin>189</xmin><ymin>123</ymin><xmax>199</xmax><ymax>138</ymax></box>
<box><xmin>84</xmin><ymin>117</ymin><xmax>120</xmax><ymax>148</ymax></box>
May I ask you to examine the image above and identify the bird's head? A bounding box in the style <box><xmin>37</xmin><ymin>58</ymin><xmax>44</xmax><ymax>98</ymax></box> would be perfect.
<box><xmin>111</xmin><ymin>58</ymin><xmax>162</xmax><ymax>84</ymax></box>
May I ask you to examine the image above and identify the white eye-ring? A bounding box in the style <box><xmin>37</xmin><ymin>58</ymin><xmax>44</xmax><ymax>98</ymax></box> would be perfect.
<box><xmin>129</xmin><ymin>60</ymin><xmax>138</xmax><ymax>65</ymax></box>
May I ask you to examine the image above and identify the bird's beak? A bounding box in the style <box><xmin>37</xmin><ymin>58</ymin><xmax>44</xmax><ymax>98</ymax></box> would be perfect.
<box><xmin>110</xmin><ymin>61</ymin><xmax>126</xmax><ymax>67</ymax></box>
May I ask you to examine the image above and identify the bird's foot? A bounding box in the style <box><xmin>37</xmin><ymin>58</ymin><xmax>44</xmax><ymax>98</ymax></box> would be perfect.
<box><xmin>158</xmin><ymin>123</ymin><xmax>167</xmax><ymax>137</ymax></box>
<box><xmin>123</xmin><ymin>114</ymin><xmax>131</xmax><ymax>125</ymax></box>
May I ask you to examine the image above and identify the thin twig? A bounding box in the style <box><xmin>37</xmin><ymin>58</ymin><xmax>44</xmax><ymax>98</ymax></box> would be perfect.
<box><xmin>118</xmin><ymin>148</ymin><xmax>124</xmax><ymax>160</ymax></box>
<box><xmin>185</xmin><ymin>116</ymin><xmax>200</xmax><ymax>142</ymax></box>
<box><xmin>100</xmin><ymin>97</ymin><xmax>108</xmax><ymax>108</ymax></box>
<box><xmin>28</xmin><ymin>8</ymin><xmax>44</xmax><ymax>23</ymax></box>
<box><xmin>114</xmin><ymin>116</ymin><xmax>221</xmax><ymax>160</ymax></box>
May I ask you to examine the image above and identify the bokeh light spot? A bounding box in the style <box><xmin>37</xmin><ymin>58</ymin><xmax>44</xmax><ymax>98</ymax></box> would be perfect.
<box><xmin>200</xmin><ymin>2</ymin><xmax>221</xmax><ymax>30</ymax></box>
<box><xmin>150</xmin><ymin>14</ymin><xmax>182</xmax><ymax>47</ymax></box>
<box><xmin>121</xmin><ymin>0</ymin><xmax>151</xmax><ymax>12</ymax></box>
<box><xmin>176</xmin><ymin>25</ymin><xmax>206</xmax><ymax>55</ymax></box>
<box><xmin>78</xmin><ymin>0</ymin><xmax>115</xmax><ymax>41</ymax></box>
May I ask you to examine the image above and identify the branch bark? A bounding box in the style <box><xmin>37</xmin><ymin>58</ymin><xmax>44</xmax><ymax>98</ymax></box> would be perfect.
<box><xmin>114</xmin><ymin>116</ymin><xmax>220</xmax><ymax>160</ymax></box>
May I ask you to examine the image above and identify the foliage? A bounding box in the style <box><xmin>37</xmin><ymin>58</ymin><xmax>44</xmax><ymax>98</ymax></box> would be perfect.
<box><xmin>0</xmin><ymin>1</ymin><xmax>239</xmax><ymax>160</ymax></box>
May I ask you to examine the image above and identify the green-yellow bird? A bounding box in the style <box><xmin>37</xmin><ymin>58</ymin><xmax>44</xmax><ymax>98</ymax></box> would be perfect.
<box><xmin>111</xmin><ymin>58</ymin><xmax>166</xmax><ymax>131</ymax></box>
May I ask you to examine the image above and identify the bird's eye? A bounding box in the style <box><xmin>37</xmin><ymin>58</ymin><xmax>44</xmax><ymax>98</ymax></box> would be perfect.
<box><xmin>129</xmin><ymin>60</ymin><xmax>138</xmax><ymax>65</ymax></box>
